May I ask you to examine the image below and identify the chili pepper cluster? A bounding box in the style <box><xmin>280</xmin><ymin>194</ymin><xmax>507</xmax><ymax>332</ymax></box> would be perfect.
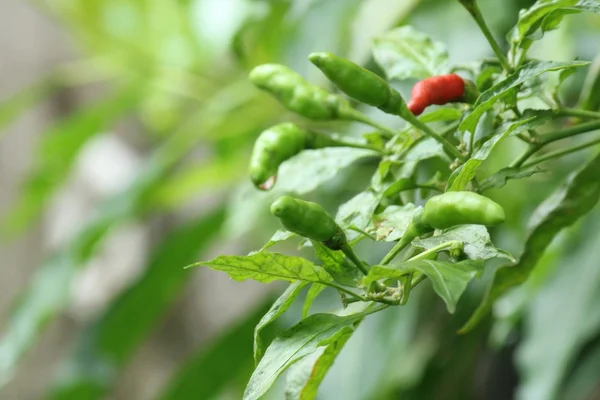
<box><xmin>245</xmin><ymin>51</ymin><xmax>502</xmax><ymax>258</ymax></box>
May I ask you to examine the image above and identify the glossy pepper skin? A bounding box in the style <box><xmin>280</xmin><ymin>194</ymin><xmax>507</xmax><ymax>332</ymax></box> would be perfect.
<box><xmin>271</xmin><ymin>196</ymin><xmax>341</xmax><ymax>243</ymax></box>
<box><xmin>421</xmin><ymin>191</ymin><xmax>505</xmax><ymax>229</ymax></box>
<box><xmin>308</xmin><ymin>52</ymin><xmax>405</xmax><ymax>114</ymax></box>
<box><xmin>249</xmin><ymin>64</ymin><xmax>348</xmax><ymax>120</ymax></box>
<box><xmin>407</xmin><ymin>74</ymin><xmax>479</xmax><ymax>115</ymax></box>
<box><xmin>249</xmin><ymin>123</ymin><xmax>307</xmax><ymax>190</ymax></box>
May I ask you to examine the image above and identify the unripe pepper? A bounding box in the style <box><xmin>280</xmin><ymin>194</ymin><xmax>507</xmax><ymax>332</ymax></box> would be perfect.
<box><xmin>308</xmin><ymin>52</ymin><xmax>405</xmax><ymax>115</ymax></box>
<box><xmin>407</xmin><ymin>74</ymin><xmax>479</xmax><ymax>116</ymax></box>
<box><xmin>421</xmin><ymin>191</ymin><xmax>505</xmax><ymax>229</ymax></box>
<box><xmin>249</xmin><ymin>64</ymin><xmax>348</xmax><ymax>120</ymax></box>
<box><xmin>249</xmin><ymin>123</ymin><xmax>371</xmax><ymax>191</ymax></box>
<box><xmin>249</xmin><ymin>123</ymin><xmax>307</xmax><ymax>190</ymax></box>
<box><xmin>271</xmin><ymin>196</ymin><xmax>346</xmax><ymax>249</ymax></box>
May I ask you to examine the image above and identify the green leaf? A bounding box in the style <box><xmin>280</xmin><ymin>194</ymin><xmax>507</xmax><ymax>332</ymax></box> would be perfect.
<box><xmin>254</xmin><ymin>229</ymin><xmax>297</xmax><ymax>254</ymax></box>
<box><xmin>302</xmin><ymin>284</ymin><xmax>327</xmax><ymax>319</ymax></box>
<box><xmin>1</xmin><ymin>83</ymin><xmax>143</xmax><ymax>235</ymax></box>
<box><xmin>412</xmin><ymin>225</ymin><xmax>515</xmax><ymax>262</ymax></box>
<box><xmin>254</xmin><ymin>282</ymin><xmax>309</xmax><ymax>365</ymax></box>
<box><xmin>277</xmin><ymin>148</ymin><xmax>379</xmax><ymax>194</ymax></box>
<box><xmin>448</xmin><ymin>116</ymin><xmax>546</xmax><ymax>191</ymax></box>
<box><xmin>190</xmin><ymin>252</ymin><xmax>335</xmax><ymax>285</ymax></box>
<box><xmin>516</xmin><ymin>214</ymin><xmax>600</xmax><ymax>400</ymax></box>
<box><xmin>335</xmin><ymin>190</ymin><xmax>380</xmax><ymax>240</ymax></box>
<box><xmin>157</xmin><ymin>297</ymin><xmax>274</xmax><ymax>400</ymax></box>
<box><xmin>460</xmin><ymin>151</ymin><xmax>600</xmax><ymax>333</ymax></box>
<box><xmin>368</xmin><ymin>204</ymin><xmax>420</xmax><ymax>242</ymax></box>
<box><xmin>418</xmin><ymin>108</ymin><xmax>463</xmax><ymax>123</ymax></box>
<box><xmin>284</xmin><ymin>327</ymin><xmax>353</xmax><ymax>400</ymax></box>
<box><xmin>457</xmin><ymin>61</ymin><xmax>589</xmax><ymax>137</ymax></box>
<box><xmin>373</xmin><ymin>26</ymin><xmax>449</xmax><ymax>80</ymax></box>
<box><xmin>311</xmin><ymin>242</ymin><xmax>361</xmax><ymax>287</ymax></box>
<box><xmin>480</xmin><ymin>165</ymin><xmax>545</xmax><ymax>192</ymax></box>
<box><xmin>365</xmin><ymin>260</ymin><xmax>484</xmax><ymax>313</ymax></box>
<box><xmin>398</xmin><ymin>137</ymin><xmax>451</xmax><ymax>178</ymax></box>
<box><xmin>508</xmin><ymin>0</ymin><xmax>600</xmax><ymax>66</ymax></box>
<box><xmin>243</xmin><ymin>312</ymin><xmax>364</xmax><ymax>400</ymax></box>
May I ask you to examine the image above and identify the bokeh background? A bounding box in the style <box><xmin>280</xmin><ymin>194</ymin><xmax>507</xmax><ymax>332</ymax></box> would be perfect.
<box><xmin>1</xmin><ymin>0</ymin><xmax>600</xmax><ymax>399</ymax></box>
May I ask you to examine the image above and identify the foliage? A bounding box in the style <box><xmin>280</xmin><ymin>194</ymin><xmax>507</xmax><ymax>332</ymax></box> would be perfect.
<box><xmin>2</xmin><ymin>0</ymin><xmax>600</xmax><ymax>399</ymax></box>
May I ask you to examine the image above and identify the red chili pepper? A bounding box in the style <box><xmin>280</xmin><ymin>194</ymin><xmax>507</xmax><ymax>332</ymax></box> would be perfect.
<box><xmin>407</xmin><ymin>74</ymin><xmax>475</xmax><ymax>116</ymax></box>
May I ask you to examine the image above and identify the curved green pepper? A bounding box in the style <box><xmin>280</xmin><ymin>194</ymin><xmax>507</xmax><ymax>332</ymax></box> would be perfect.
<box><xmin>249</xmin><ymin>64</ymin><xmax>348</xmax><ymax>120</ymax></box>
<box><xmin>309</xmin><ymin>52</ymin><xmax>392</xmax><ymax>107</ymax></box>
<box><xmin>422</xmin><ymin>191</ymin><xmax>505</xmax><ymax>229</ymax></box>
<box><xmin>249</xmin><ymin>123</ymin><xmax>307</xmax><ymax>190</ymax></box>
<box><xmin>271</xmin><ymin>196</ymin><xmax>345</xmax><ymax>248</ymax></box>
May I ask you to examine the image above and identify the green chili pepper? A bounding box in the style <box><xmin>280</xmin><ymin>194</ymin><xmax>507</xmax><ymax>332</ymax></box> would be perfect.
<box><xmin>308</xmin><ymin>52</ymin><xmax>405</xmax><ymax>115</ymax></box>
<box><xmin>249</xmin><ymin>64</ymin><xmax>348</xmax><ymax>120</ymax></box>
<box><xmin>271</xmin><ymin>196</ymin><xmax>346</xmax><ymax>249</ymax></box>
<box><xmin>421</xmin><ymin>191</ymin><xmax>505</xmax><ymax>229</ymax></box>
<box><xmin>249</xmin><ymin>123</ymin><xmax>307</xmax><ymax>190</ymax></box>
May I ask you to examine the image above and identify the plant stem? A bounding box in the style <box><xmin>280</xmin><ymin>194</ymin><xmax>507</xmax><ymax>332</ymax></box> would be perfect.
<box><xmin>340</xmin><ymin>243</ymin><xmax>370</xmax><ymax>275</ymax></box>
<box><xmin>402</xmin><ymin>112</ymin><xmax>466</xmax><ymax>161</ymax></box>
<box><xmin>344</xmin><ymin>109</ymin><xmax>399</xmax><ymax>139</ymax></box>
<box><xmin>511</xmin><ymin>120</ymin><xmax>600</xmax><ymax>167</ymax></box>
<box><xmin>407</xmin><ymin>241</ymin><xmax>461</xmax><ymax>262</ymax></box>
<box><xmin>522</xmin><ymin>137</ymin><xmax>600</xmax><ymax>168</ymax></box>
<box><xmin>327</xmin><ymin>283</ymin><xmax>367</xmax><ymax>302</ymax></box>
<box><xmin>556</xmin><ymin>108</ymin><xmax>600</xmax><ymax>120</ymax></box>
<box><xmin>380</xmin><ymin>236</ymin><xmax>413</xmax><ymax>266</ymax></box>
<box><xmin>458</xmin><ymin>0</ymin><xmax>512</xmax><ymax>73</ymax></box>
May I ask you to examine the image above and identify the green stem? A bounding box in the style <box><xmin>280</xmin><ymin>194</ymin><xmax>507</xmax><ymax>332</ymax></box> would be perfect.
<box><xmin>327</xmin><ymin>283</ymin><xmax>367</xmax><ymax>302</ymax></box>
<box><xmin>458</xmin><ymin>0</ymin><xmax>512</xmax><ymax>72</ymax></box>
<box><xmin>556</xmin><ymin>108</ymin><xmax>600</xmax><ymax>120</ymax></box>
<box><xmin>522</xmin><ymin>137</ymin><xmax>600</xmax><ymax>168</ymax></box>
<box><xmin>380</xmin><ymin>235</ymin><xmax>413</xmax><ymax>266</ymax></box>
<box><xmin>511</xmin><ymin>120</ymin><xmax>600</xmax><ymax>167</ymax></box>
<box><xmin>340</xmin><ymin>243</ymin><xmax>370</xmax><ymax>275</ymax></box>
<box><xmin>343</xmin><ymin>109</ymin><xmax>399</xmax><ymax>139</ymax></box>
<box><xmin>407</xmin><ymin>241</ymin><xmax>461</xmax><ymax>262</ymax></box>
<box><xmin>402</xmin><ymin>112</ymin><xmax>466</xmax><ymax>161</ymax></box>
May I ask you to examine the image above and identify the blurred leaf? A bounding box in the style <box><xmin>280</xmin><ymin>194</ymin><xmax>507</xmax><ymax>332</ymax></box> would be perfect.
<box><xmin>373</xmin><ymin>26</ymin><xmax>449</xmax><ymax>80</ymax></box>
<box><xmin>368</xmin><ymin>204</ymin><xmax>419</xmax><ymax>242</ymax></box>
<box><xmin>458</xmin><ymin>61</ymin><xmax>589</xmax><ymax>137</ymax></box>
<box><xmin>508</xmin><ymin>0</ymin><xmax>600</xmax><ymax>66</ymax></box>
<box><xmin>191</xmin><ymin>252</ymin><xmax>335</xmax><ymax>285</ymax></box>
<box><xmin>0</xmin><ymin>158</ymin><xmax>167</xmax><ymax>389</ymax></box>
<box><xmin>311</xmin><ymin>242</ymin><xmax>362</xmax><ymax>287</ymax></box>
<box><xmin>158</xmin><ymin>295</ymin><xmax>274</xmax><ymax>400</ymax></box>
<box><xmin>2</xmin><ymin>82</ymin><xmax>143</xmax><ymax>236</ymax></box>
<box><xmin>48</xmin><ymin>209</ymin><xmax>225</xmax><ymax>399</ymax></box>
<box><xmin>461</xmin><ymin>152</ymin><xmax>600</xmax><ymax>333</ymax></box>
<box><xmin>255</xmin><ymin>282</ymin><xmax>309</xmax><ymax>366</ymax></box>
<box><xmin>448</xmin><ymin>116</ymin><xmax>546</xmax><ymax>191</ymax></box>
<box><xmin>244</xmin><ymin>312</ymin><xmax>364</xmax><ymax>400</ymax></box>
<box><xmin>480</xmin><ymin>165</ymin><xmax>545</xmax><ymax>192</ymax></box>
<box><xmin>276</xmin><ymin>148</ymin><xmax>379</xmax><ymax>194</ymax></box>
<box><xmin>560</xmin><ymin>337</ymin><xmax>600</xmax><ymax>400</ymax></box>
<box><xmin>412</xmin><ymin>225</ymin><xmax>515</xmax><ymax>262</ymax></box>
<box><xmin>0</xmin><ymin>74</ymin><xmax>57</xmax><ymax>134</ymax></box>
<box><xmin>284</xmin><ymin>327</ymin><xmax>353</xmax><ymax>400</ymax></box>
<box><xmin>302</xmin><ymin>284</ymin><xmax>327</xmax><ymax>319</ymax></box>
<box><xmin>365</xmin><ymin>260</ymin><xmax>484</xmax><ymax>313</ymax></box>
<box><xmin>516</xmin><ymin>215</ymin><xmax>600</xmax><ymax>400</ymax></box>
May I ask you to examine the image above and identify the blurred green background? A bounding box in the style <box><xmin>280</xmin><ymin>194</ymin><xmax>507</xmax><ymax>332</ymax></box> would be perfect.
<box><xmin>1</xmin><ymin>0</ymin><xmax>600</xmax><ymax>399</ymax></box>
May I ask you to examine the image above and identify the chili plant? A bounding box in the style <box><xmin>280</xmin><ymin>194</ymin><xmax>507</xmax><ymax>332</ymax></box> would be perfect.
<box><xmin>190</xmin><ymin>1</ymin><xmax>600</xmax><ymax>399</ymax></box>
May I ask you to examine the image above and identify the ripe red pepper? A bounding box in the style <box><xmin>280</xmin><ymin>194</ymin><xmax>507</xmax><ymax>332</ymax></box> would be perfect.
<box><xmin>407</xmin><ymin>74</ymin><xmax>478</xmax><ymax>116</ymax></box>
